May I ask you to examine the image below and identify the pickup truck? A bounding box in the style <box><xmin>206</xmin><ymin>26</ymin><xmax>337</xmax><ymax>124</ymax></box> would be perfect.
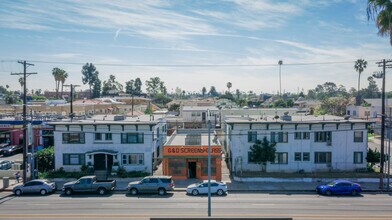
<box><xmin>62</xmin><ymin>175</ymin><xmax>116</xmax><ymax>195</ymax></box>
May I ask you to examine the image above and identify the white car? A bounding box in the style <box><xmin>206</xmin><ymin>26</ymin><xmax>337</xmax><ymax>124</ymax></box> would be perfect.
<box><xmin>186</xmin><ymin>180</ymin><xmax>227</xmax><ymax>196</ymax></box>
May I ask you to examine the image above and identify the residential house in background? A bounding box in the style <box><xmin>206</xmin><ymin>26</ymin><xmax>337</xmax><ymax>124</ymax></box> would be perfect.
<box><xmin>48</xmin><ymin>115</ymin><xmax>167</xmax><ymax>175</ymax></box>
<box><xmin>225</xmin><ymin>114</ymin><xmax>368</xmax><ymax>175</ymax></box>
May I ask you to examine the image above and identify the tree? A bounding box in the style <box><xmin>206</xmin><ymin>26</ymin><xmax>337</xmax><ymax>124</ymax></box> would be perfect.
<box><xmin>102</xmin><ymin>75</ymin><xmax>123</xmax><ymax>96</ymax></box>
<box><xmin>153</xmin><ymin>93</ymin><xmax>172</xmax><ymax>106</ymax></box>
<box><xmin>202</xmin><ymin>87</ymin><xmax>207</xmax><ymax>97</ymax></box>
<box><xmin>366</xmin><ymin>148</ymin><xmax>380</xmax><ymax>167</ymax></box>
<box><xmin>249</xmin><ymin>137</ymin><xmax>276</xmax><ymax>172</ymax></box>
<box><xmin>18</xmin><ymin>77</ymin><xmax>25</xmax><ymax>93</ymax></box>
<box><xmin>34</xmin><ymin>146</ymin><xmax>54</xmax><ymax>172</ymax></box>
<box><xmin>81</xmin><ymin>63</ymin><xmax>99</xmax><ymax>98</ymax></box>
<box><xmin>317</xmin><ymin>96</ymin><xmax>350</xmax><ymax>116</ymax></box>
<box><xmin>354</xmin><ymin>59</ymin><xmax>368</xmax><ymax>105</ymax></box>
<box><xmin>235</xmin><ymin>89</ymin><xmax>241</xmax><ymax>100</ymax></box>
<box><xmin>134</xmin><ymin>78</ymin><xmax>142</xmax><ymax>95</ymax></box>
<box><xmin>92</xmin><ymin>78</ymin><xmax>101</xmax><ymax>98</ymax></box>
<box><xmin>59</xmin><ymin>71</ymin><xmax>68</xmax><ymax>99</ymax></box>
<box><xmin>168</xmin><ymin>103</ymin><xmax>180</xmax><ymax>112</ymax></box>
<box><xmin>52</xmin><ymin>67</ymin><xmax>66</xmax><ymax>98</ymax></box>
<box><xmin>273</xmin><ymin>99</ymin><xmax>287</xmax><ymax>108</ymax></box>
<box><xmin>208</xmin><ymin>86</ymin><xmax>219</xmax><ymax>97</ymax></box>
<box><xmin>226</xmin><ymin>82</ymin><xmax>232</xmax><ymax>92</ymax></box>
<box><xmin>125</xmin><ymin>79</ymin><xmax>135</xmax><ymax>95</ymax></box>
<box><xmin>367</xmin><ymin>0</ymin><xmax>392</xmax><ymax>46</ymax></box>
<box><xmin>146</xmin><ymin>77</ymin><xmax>166</xmax><ymax>96</ymax></box>
<box><xmin>362</xmin><ymin>76</ymin><xmax>380</xmax><ymax>98</ymax></box>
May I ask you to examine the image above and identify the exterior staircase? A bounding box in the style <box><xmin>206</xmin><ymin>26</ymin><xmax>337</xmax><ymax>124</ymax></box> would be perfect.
<box><xmin>94</xmin><ymin>170</ymin><xmax>108</xmax><ymax>180</ymax></box>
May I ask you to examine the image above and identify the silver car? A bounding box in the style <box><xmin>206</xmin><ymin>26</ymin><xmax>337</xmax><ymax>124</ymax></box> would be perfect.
<box><xmin>0</xmin><ymin>160</ymin><xmax>12</xmax><ymax>170</ymax></box>
<box><xmin>186</xmin><ymin>180</ymin><xmax>227</xmax><ymax>196</ymax></box>
<box><xmin>13</xmin><ymin>179</ymin><xmax>57</xmax><ymax>196</ymax></box>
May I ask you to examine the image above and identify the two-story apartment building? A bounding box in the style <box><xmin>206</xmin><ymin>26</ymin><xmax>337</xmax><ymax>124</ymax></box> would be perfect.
<box><xmin>49</xmin><ymin>115</ymin><xmax>167</xmax><ymax>174</ymax></box>
<box><xmin>225</xmin><ymin>114</ymin><xmax>368</xmax><ymax>174</ymax></box>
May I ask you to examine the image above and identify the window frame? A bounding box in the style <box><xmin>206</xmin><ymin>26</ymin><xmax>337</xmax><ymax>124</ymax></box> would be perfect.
<box><xmin>353</xmin><ymin>152</ymin><xmax>363</xmax><ymax>164</ymax></box>
<box><xmin>354</xmin><ymin>131</ymin><xmax>363</xmax><ymax>143</ymax></box>
<box><xmin>63</xmin><ymin>154</ymin><xmax>85</xmax><ymax>165</ymax></box>
<box><xmin>303</xmin><ymin>152</ymin><xmax>310</xmax><ymax>161</ymax></box>
<box><xmin>121</xmin><ymin>133</ymin><xmax>144</xmax><ymax>144</ymax></box>
<box><xmin>294</xmin><ymin>152</ymin><xmax>302</xmax><ymax>161</ymax></box>
<box><xmin>62</xmin><ymin>133</ymin><xmax>85</xmax><ymax>144</ymax></box>
<box><xmin>314</xmin><ymin>152</ymin><xmax>332</xmax><ymax>164</ymax></box>
<box><xmin>272</xmin><ymin>152</ymin><xmax>288</xmax><ymax>164</ymax></box>
<box><xmin>121</xmin><ymin>153</ymin><xmax>144</xmax><ymax>165</ymax></box>
<box><xmin>248</xmin><ymin>131</ymin><xmax>257</xmax><ymax>143</ymax></box>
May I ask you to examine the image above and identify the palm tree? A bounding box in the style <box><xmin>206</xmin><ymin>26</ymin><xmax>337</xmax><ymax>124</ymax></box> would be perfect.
<box><xmin>354</xmin><ymin>59</ymin><xmax>368</xmax><ymax>105</ymax></box>
<box><xmin>52</xmin><ymin>67</ymin><xmax>66</xmax><ymax>98</ymax></box>
<box><xmin>278</xmin><ymin>60</ymin><xmax>283</xmax><ymax>97</ymax></box>
<box><xmin>18</xmin><ymin>77</ymin><xmax>24</xmax><ymax>93</ymax></box>
<box><xmin>367</xmin><ymin>0</ymin><xmax>392</xmax><ymax>46</ymax></box>
<box><xmin>226</xmin><ymin>82</ymin><xmax>232</xmax><ymax>93</ymax></box>
<box><xmin>59</xmin><ymin>71</ymin><xmax>68</xmax><ymax>99</ymax></box>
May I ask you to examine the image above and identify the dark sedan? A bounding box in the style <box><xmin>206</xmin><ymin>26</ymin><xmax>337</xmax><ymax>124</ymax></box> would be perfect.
<box><xmin>0</xmin><ymin>145</ymin><xmax>23</xmax><ymax>156</ymax></box>
<box><xmin>316</xmin><ymin>180</ymin><xmax>362</xmax><ymax>196</ymax></box>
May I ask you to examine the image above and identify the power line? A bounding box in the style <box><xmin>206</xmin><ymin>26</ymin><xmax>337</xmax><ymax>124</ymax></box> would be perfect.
<box><xmin>0</xmin><ymin>59</ymin><xmax>381</xmax><ymax>67</ymax></box>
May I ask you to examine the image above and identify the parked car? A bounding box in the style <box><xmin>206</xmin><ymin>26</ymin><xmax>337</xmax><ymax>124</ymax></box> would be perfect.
<box><xmin>0</xmin><ymin>143</ymin><xmax>9</xmax><ymax>150</ymax></box>
<box><xmin>13</xmin><ymin>179</ymin><xmax>57</xmax><ymax>196</ymax></box>
<box><xmin>316</xmin><ymin>180</ymin><xmax>362</xmax><ymax>196</ymax></box>
<box><xmin>186</xmin><ymin>180</ymin><xmax>227</xmax><ymax>196</ymax></box>
<box><xmin>0</xmin><ymin>160</ymin><xmax>12</xmax><ymax>170</ymax></box>
<box><xmin>127</xmin><ymin>176</ymin><xmax>174</xmax><ymax>195</ymax></box>
<box><xmin>62</xmin><ymin>175</ymin><xmax>116</xmax><ymax>195</ymax></box>
<box><xmin>0</xmin><ymin>145</ymin><xmax>23</xmax><ymax>156</ymax></box>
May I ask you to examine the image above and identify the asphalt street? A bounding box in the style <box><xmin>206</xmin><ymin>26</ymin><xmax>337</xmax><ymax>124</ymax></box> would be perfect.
<box><xmin>0</xmin><ymin>191</ymin><xmax>391</xmax><ymax>220</ymax></box>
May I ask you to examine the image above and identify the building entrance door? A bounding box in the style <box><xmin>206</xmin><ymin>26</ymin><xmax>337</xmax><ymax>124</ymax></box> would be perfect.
<box><xmin>94</xmin><ymin>154</ymin><xmax>113</xmax><ymax>171</ymax></box>
<box><xmin>188</xmin><ymin>161</ymin><xmax>196</xmax><ymax>178</ymax></box>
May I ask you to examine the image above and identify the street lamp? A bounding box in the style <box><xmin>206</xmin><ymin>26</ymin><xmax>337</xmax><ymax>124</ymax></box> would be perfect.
<box><xmin>278</xmin><ymin>60</ymin><xmax>283</xmax><ymax>97</ymax></box>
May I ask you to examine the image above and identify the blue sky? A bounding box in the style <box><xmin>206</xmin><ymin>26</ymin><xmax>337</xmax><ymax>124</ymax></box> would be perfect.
<box><xmin>0</xmin><ymin>0</ymin><xmax>391</xmax><ymax>94</ymax></box>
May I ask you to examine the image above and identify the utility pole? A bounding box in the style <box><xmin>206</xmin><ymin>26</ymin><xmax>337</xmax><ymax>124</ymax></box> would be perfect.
<box><xmin>207</xmin><ymin>109</ymin><xmax>211</xmax><ymax>217</ymax></box>
<box><xmin>373</xmin><ymin>59</ymin><xmax>392</xmax><ymax>189</ymax></box>
<box><xmin>278</xmin><ymin>60</ymin><xmax>283</xmax><ymax>98</ymax></box>
<box><xmin>11</xmin><ymin>61</ymin><xmax>37</xmax><ymax>184</ymax></box>
<box><xmin>63</xmin><ymin>84</ymin><xmax>80</xmax><ymax>121</ymax></box>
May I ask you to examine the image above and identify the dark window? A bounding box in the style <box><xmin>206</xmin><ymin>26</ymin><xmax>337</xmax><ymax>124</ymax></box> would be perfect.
<box><xmin>248</xmin><ymin>131</ymin><xmax>257</xmax><ymax>143</ymax></box>
<box><xmin>105</xmin><ymin>133</ymin><xmax>112</xmax><ymax>140</ymax></box>
<box><xmin>273</xmin><ymin>152</ymin><xmax>288</xmax><ymax>164</ymax></box>
<box><xmin>314</xmin><ymin>152</ymin><xmax>332</xmax><ymax>164</ymax></box>
<box><xmin>303</xmin><ymin>152</ymin><xmax>310</xmax><ymax>161</ymax></box>
<box><xmin>294</xmin><ymin>132</ymin><xmax>302</xmax><ymax>140</ymax></box>
<box><xmin>121</xmin><ymin>133</ymin><xmax>144</xmax><ymax>144</ymax></box>
<box><xmin>295</xmin><ymin>152</ymin><xmax>301</xmax><ymax>161</ymax></box>
<box><xmin>314</xmin><ymin>131</ymin><xmax>332</xmax><ymax>144</ymax></box>
<box><xmin>354</xmin><ymin>152</ymin><xmax>363</xmax><ymax>164</ymax></box>
<box><xmin>161</xmin><ymin>178</ymin><xmax>171</xmax><ymax>183</ymax></box>
<box><xmin>95</xmin><ymin>133</ymin><xmax>102</xmax><ymax>140</ymax></box>
<box><xmin>271</xmin><ymin>132</ymin><xmax>288</xmax><ymax>143</ymax></box>
<box><xmin>122</xmin><ymin>154</ymin><xmax>144</xmax><ymax>165</ymax></box>
<box><xmin>168</xmin><ymin>159</ymin><xmax>186</xmax><ymax>175</ymax></box>
<box><xmin>211</xmin><ymin>183</ymin><xmax>219</xmax><ymax>187</ymax></box>
<box><xmin>62</xmin><ymin>133</ymin><xmax>85</xmax><ymax>144</ymax></box>
<box><xmin>63</xmin><ymin>154</ymin><xmax>85</xmax><ymax>165</ymax></box>
<box><xmin>202</xmin><ymin>159</ymin><xmax>216</xmax><ymax>176</ymax></box>
<box><xmin>303</xmin><ymin>132</ymin><xmax>310</xmax><ymax>139</ymax></box>
<box><xmin>354</xmin><ymin>131</ymin><xmax>363</xmax><ymax>142</ymax></box>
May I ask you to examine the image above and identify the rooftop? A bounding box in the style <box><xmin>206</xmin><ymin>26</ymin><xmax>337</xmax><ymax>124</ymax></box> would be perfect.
<box><xmin>165</xmin><ymin>132</ymin><xmax>220</xmax><ymax>146</ymax></box>
<box><xmin>48</xmin><ymin>114</ymin><xmax>165</xmax><ymax>125</ymax></box>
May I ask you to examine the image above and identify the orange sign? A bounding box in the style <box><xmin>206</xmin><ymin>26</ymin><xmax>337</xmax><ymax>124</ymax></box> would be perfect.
<box><xmin>164</xmin><ymin>146</ymin><xmax>221</xmax><ymax>156</ymax></box>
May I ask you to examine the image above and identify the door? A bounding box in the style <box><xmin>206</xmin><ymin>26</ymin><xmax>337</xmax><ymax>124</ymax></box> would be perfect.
<box><xmin>147</xmin><ymin>178</ymin><xmax>159</xmax><ymax>192</ymax></box>
<box><xmin>22</xmin><ymin>181</ymin><xmax>35</xmax><ymax>193</ymax></box>
<box><xmin>94</xmin><ymin>154</ymin><xmax>106</xmax><ymax>170</ymax></box>
<box><xmin>202</xmin><ymin>112</ymin><xmax>206</xmax><ymax>122</ymax></box>
<box><xmin>188</xmin><ymin>162</ymin><xmax>196</xmax><ymax>178</ymax></box>
<box><xmin>73</xmin><ymin>178</ymin><xmax>92</xmax><ymax>192</ymax></box>
<box><xmin>138</xmin><ymin>178</ymin><xmax>150</xmax><ymax>192</ymax></box>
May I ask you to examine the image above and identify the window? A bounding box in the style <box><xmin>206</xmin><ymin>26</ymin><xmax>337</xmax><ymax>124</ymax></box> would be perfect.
<box><xmin>347</xmin><ymin>110</ymin><xmax>351</xmax><ymax>115</ymax></box>
<box><xmin>105</xmin><ymin>133</ymin><xmax>112</xmax><ymax>140</ymax></box>
<box><xmin>122</xmin><ymin>153</ymin><xmax>144</xmax><ymax>165</ymax></box>
<box><xmin>354</xmin><ymin>131</ymin><xmax>363</xmax><ymax>142</ymax></box>
<box><xmin>62</xmin><ymin>133</ymin><xmax>85</xmax><ymax>144</ymax></box>
<box><xmin>295</xmin><ymin>152</ymin><xmax>301</xmax><ymax>161</ymax></box>
<box><xmin>354</xmin><ymin>152</ymin><xmax>363</xmax><ymax>164</ymax></box>
<box><xmin>295</xmin><ymin>132</ymin><xmax>310</xmax><ymax>140</ymax></box>
<box><xmin>121</xmin><ymin>133</ymin><xmax>144</xmax><ymax>144</ymax></box>
<box><xmin>294</xmin><ymin>132</ymin><xmax>302</xmax><ymax>140</ymax></box>
<box><xmin>314</xmin><ymin>131</ymin><xmax>332</xmax><ymax>144</ymax></box>
<box><xmin>353</xmin><ymin>110</ymin><xmax>357</xmax><ymax>116</ymax></box>
<box><xmin>303</xmin><ymin>152</ymin><xmax>310</xmax><ymax>161</ymax></box>
<box><xmin>273</xmin><ymin>152</ymin><xmax>288</xmax><ymax>164</ymax></box>
<box><xmin>303</xmin><ymin>132</ymin><xmax>310</xmax><ymax>139</ymax></box>
<box><xmin>248</xmin><ymin>131</ymin><xmax>257</xmax><ymax>143</ymax></box>
<box><xmin>248</xmin><ymin>152</ymin><xmax>257</xmax><ymax>163</ymax></box>
<box><xmin>168</xmin><ymin>159</ymin><xmax>186</xmax><ymax>175</ymax></box>
<box><xmin>150</xmin><ymin>178</ymin><xmax>159</xmax><ymax>183</ymax></box>
<box><xmin>202</xmin><ymin>159</ymin><xmax>216</xmax><ymax>176</ymax></box>
<box><xmin>314</xmin><ymin>152</ymin><xmax>332</xmax><ymax>164</ymax></box>
<box><xmin>63</xmin><ymin>154</ymin><xmax>85</xmax><ymax>165</ymax></box>
<box><xmin>95</xmin><ymin>133</ymin><xmax>102</xmax><ymax>141</ymax></box>
<box><xmin>271</xmin><ymin>132</ymin><xmax>288</xmax><ymax>143</ymax></box>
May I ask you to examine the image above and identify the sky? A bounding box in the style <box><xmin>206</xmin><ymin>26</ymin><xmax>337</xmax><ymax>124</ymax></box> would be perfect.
<box><xmin>0</xmin><ymin>0</ymin><xmax>391</xmax><ymax>95</ymax></box>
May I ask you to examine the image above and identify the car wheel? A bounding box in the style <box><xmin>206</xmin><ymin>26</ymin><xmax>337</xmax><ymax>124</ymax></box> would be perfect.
<box><xmin>40</xmin><ymin>189</ymin><xmax>47</xmax><ymax>195</ymax></box>
<box><xmin>217</xmin><ymin>189</ymin><xmax>224</xmax><ymax>196</ymax></box>
<box><xmin>351</xmin><ymin>189</ymin><xmax>358</xmax><ymax>196</ymax></box>
<box><xmin>65</xmin><ymin>188</ymin><xmax>73</xmax><ymax>196</ymax></box>
<box><xmin>192</xmin><ymin>189</ymin><xmax>199</xmax><ymax>196</ymax></box>
<box><xmin>325</xmin><ymin>190</ymin><xmax>332</xmax><ymax>196</ymax></box>
<box><xmin>158</xmin><ymin>188</ymin><xmax>166</xmax><ymax>196</ymax></box>
<box><xmin>14</xmin><ymin>189</ymin><xmax>22</xmax><ymax>196</ymax></box>
<box><xmin>130</xmin><ymin>188</ymin><xmax>138</xmax><ymax>195</ymax></box>
<box><xmin>98</xmin><ymin>188</ymin><xmax>107</xmax><ymax>195</ymax></box>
